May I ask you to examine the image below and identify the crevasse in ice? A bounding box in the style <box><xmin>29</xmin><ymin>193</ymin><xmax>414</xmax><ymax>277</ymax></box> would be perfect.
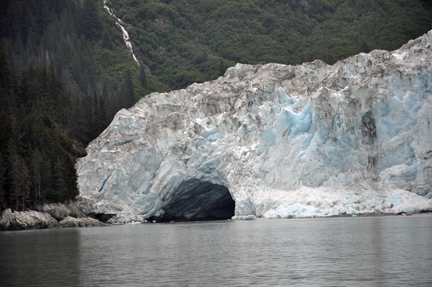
<box><xmin>77</xmin><ymin>31</ymin><xmax>432</xmax><ymax>222</ymax></box>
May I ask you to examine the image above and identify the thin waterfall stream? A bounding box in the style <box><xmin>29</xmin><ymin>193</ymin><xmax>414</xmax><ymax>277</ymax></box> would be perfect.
<box><xmin>103</xmin><ymin>0</ymin><xmax>140</xmax><ymax>66</ymax></box>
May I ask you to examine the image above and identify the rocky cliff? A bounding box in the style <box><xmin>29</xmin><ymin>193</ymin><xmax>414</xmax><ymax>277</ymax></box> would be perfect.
<box><xmin>0</xmin><ymin>200</ymin><xmax>107</xmax><ymax>231</ymax></box>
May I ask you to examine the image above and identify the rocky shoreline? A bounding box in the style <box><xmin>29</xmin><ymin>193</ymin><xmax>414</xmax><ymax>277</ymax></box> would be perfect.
<box><xmin>0</xmin><ymin>198</ymin><xmax>112</xmax><ymax>231</ymax></box>
<box><xmin>2</xmin><ymin>203</ymin><xmax>431</xmax><ymax>230</ymax></box>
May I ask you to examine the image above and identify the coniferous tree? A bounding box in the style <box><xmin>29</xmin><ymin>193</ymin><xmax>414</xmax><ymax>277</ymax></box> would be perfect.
<box><xmin>52</xmin><ymin>156</ymin><xmax>66</xmax><ymax>202</ymax></box>
<box><xmin>70</xmin><ymin>97</ymin><xmax>88</xmax><ymax>144</ymax></box>
<box><xmin>139</xmin><ymin>65</ymin><xmax>147</xmax><ymax>87</ymax></box>
<box><xmin>361</xmin><ymin>42</ymin><xmax>371</xmax><ymax>53</ymax></box>
<box><xmin>101</xmin><ymin>27</ymin><xmax>113</xmax><ymax>50</ymax></box>
<box><xmin>94</xmin><ymin>93</ymin><xmax>108</xmax><ymax>137</ymax></box>
<box><xmin>8</xmin><ymin>140</ymin><xmax>30</xmax><ymax>211</ymax></box>
<box><xmin>39</xmin><ymin>152</ymin><xmax>51</xmax><ymax>203</ymax></box>
<box><xmin>56</xmin><ymin>91</ymin><xmax>72</xmax><ymax>127</ymax></box>
<box><xmin>0</xmin><ymin>51</ymin><xmax>14</xmax><ymax>112</ymax></box>
<box><xmin>47</xmin><ymin>62</ymin><xmax>62</xmax><ymax>104</ymax></box>
<box><xmin>120</xmin><ymin>68</ymin><xmax>135</xmax><ymax>109</ymax></box>
<box><xmin>0</xmin><ymin>54</ymin><xmax>88</xmax><ymax>211</ymax></box>
<box><xmin>0</xmin><ymin>112</ymin><xmax>12</xmax><ymax>162</ymax></box>
<box><xmin>219</xmin><ymin>59</ymin><xmax>226</xmax><ymax>76</ymax></box>
<box><xmin>25</xmin><ymin>31</ymin><xmax>38</xmax><ymax>61</ymax></box>
<box><xmin>63</xmin><ymin>153</ymin><xmax>79</xmax><ymax>200</ymax></box>
<box><xmin>80</xmin><ymin>0</ymin><xmax>102</xmax><ymax>41</ymax></box>
<box><xmin>30</xmin><ymin>148</ymin><xmax>42</xmax><ymax>204</ymax></box>
<box><xmin>101</xmin><ymin>79</ymin><xmax>117</xmax><ymax>120</ymax></box>
<box><xmin>0</xmin><ymin>153</ymin><xmax>6</xmax><ymax>210</ymax></box>
<box><xmin>82</xmin><ymin>93</ymin><xmax>94</xmax><ymax>140</ymax></box>
<box><xmin>18</xmin><ymin>157</ymin><xmax>30</xmax><ymax>209</ymax></box>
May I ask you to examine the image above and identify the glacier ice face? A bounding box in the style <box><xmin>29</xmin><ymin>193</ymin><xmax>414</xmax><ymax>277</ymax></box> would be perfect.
<box><xmin>77</xmin><ymin>31</ymin><xmax>432</xmax><ymax>222</ymax></box>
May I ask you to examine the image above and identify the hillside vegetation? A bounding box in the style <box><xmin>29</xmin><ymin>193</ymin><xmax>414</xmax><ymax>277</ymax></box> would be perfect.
<box><xmin>108</xmin><ymin>0</ymin><xmax>432</xmax><ymax>88</ymax></box>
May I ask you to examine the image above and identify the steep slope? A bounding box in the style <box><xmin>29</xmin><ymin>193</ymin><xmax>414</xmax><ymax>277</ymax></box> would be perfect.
<box><xmin>77</xmin><ymin>31</ymin><xmax>432</xmax><ymax>222</ymax></box>
<box><xmin>107</xmin><ymin>0</ymin><xmax>432</xmax><ymax>90</ymax></box>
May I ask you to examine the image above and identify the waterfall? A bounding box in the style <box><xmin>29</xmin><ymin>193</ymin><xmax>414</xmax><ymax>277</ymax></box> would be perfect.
<box><xmin>103</xmin><ymin>0</ymin><xmax>140</xmax><ymax>66</ymax></box>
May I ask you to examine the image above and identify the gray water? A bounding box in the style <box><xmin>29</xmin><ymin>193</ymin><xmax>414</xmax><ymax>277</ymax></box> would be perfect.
<box><xmin>1</xmin><ymin>214</ymin><xmax>432</xmax><ymax>287</ymax></box>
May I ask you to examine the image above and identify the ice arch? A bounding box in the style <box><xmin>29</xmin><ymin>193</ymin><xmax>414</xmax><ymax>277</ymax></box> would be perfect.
<box><xmin>77</xmin><ymin>31</ymin><xmax>432</xmax><ymax>222</ymax></box>
<box><xmin>149</xmin><ymin>180</ymin><xmax>235</xmax><ymax>222</ymax></box>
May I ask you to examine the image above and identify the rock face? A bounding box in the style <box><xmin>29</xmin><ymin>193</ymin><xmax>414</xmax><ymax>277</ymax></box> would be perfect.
<box><xmin>37</xmin><ymin>202</ymin><xmax>87</xmax><ymax>221</ymax></box>
<box><xmin>0</xmin><ymin>209</ymin><xmax>58</xmax><ymax>231</ymax></box>
<box><xmin>77</xmin><ymin>31</ymin><xmax>432</xmax><ymax>222</ymax></box>
<box><xmin>58</xmin><ymin>216</ymin><xmax>106</xmax><ymax>228</ymax></box>
<box><xmin>0</xmin><ymin>200</ymin><xmax>107</xmax><ymax>231</ymax></box>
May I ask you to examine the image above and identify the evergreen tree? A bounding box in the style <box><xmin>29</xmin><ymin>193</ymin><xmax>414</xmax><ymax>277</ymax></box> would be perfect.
<box><xmin>82</xmin><ymin>93</ymin><xmax>94</xmax><ymax>140</ymax></box>
<box><xmin>101</xmin><ymin>79</ymin><xmax>117</xmax><ymax>120</ymax></box>
<box><xmin>361</xmin><ymin>42</ymin><xmax>371</xmax><ymax>53</ymax></box>
<box><xmin>139</xmin><ymin>65</ymin><xmax>147</xmax><ymax>87</ymax></box>
<box><xmin>0</xmin><ymin>112</ymin><xmax>12</xmax><ymax>159</ymax></box>
<box><xmin>47</xmin><ymin>62</ymin><xmax>62</xmax><ymax>104</ymax></box>
<box><xmin>70</xmin><ymin>97</ymin><xmax>88</xmax><ymax>144</ymax></box>
<box><xmin>63</xmin><ymin>153</ymin><xmax>79</xmax><ymax>200</ymax></box>
<box><xmin>219</xmin><ymin>59</ymin><xmax>226</xmax><ymax>76</ymax></box>
<box><xmin>8</xmin><ymin>140</ymin><xmax>30</xmax><ymax>211</ymax></box>
<box><xmin>30</xmin><ymin>148</ymin><xmax>42</xmax><ymax>204</ymax></box>
<box><xmin>0</xmin><ymin>55</ymin><xmax>88</xmax><ymax>211</ymax></box>
<box><xmin>51</xmin><ymin>156</ymin><xmax>66</xmax><ymax>202</ymax></box>
<box><xmin>95</xmin><ymin>93</ymin><xmax>108</xmax><ymax>137</ymax></box>
<box><xmin>0</xmin><ymin>153</ymin><xmax>6</xmax><ymax>210</ymax></box>
<box><xmin>120</xmin><ymin>68</ymin><xmax>135</xmax><ymax>109</ymax></box>
<box><xmin>80</xmin><ymin>0</ymin><xmax>102</xmax><ymax>41</ymax></box>
<box><xmin>0</xmin><ymin>51</ymin><xmax>17</xmax><ymax>113</ymax></box>
<box><xmin>101</xmin><ymin>27</ymin><xmax>113</xmax><ymax>50</ymax></box>
<box><xmin>39</xmin><ymin>152</ymin><xmax>51</xmax><ymax>203</ymax></box>
<box><xmin>56</xmin><ymin>91</ymin><xmax>72</xmax><ymax>127</ymax></box>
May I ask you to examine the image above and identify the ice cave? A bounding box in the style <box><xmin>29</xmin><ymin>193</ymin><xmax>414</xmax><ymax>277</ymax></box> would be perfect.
<box><xmin>148</xmin><ymin>180</ymin><xmax>235</xmax><ymax>222</ymax></box>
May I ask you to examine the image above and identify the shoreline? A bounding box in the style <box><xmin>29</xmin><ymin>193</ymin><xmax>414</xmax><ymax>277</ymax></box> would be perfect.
<box><xmin>2</xmin><ymin>206</ymin><xmax>431</xmax><ymax>231</ymax></box>
<box><xmin>0</xmin><ymin>202</ymin><xmax>110</xmax><ymax>231</ymax></box>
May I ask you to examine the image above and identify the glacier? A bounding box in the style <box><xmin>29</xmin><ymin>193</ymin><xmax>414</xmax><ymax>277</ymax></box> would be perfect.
<box><xmin>77</xmin><ymin>31</ymin><xmax>432</xmax><ymax>223</ymax></box>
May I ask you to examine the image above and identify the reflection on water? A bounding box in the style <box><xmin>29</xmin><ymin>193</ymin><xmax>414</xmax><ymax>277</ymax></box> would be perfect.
<box><xmin>0</xmin><ymin>228</ymin><xmax>81</xmax><ymax>286</ymax></box>
<box><xmin>1</xmin><ymin>214</ymin><xmax>431</xmax><ymax>286</ymax></box>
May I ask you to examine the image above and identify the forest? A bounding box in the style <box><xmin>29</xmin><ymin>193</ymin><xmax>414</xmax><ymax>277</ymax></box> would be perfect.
<box><xmin>108</xmin><ymin>0</ymin><xmax>432</xmax><ymax>88</ymax></box>
<box><xmin>0</xmin><ymin>0</ymin><xmax>431</xmax><ymax>212</ymax></box>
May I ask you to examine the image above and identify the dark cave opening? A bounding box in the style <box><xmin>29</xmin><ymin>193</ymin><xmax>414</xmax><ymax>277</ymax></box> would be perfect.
<box><xmin>148</xmin><ymin>180</ymin><xmax>235</xmax><ymax>222</ymax></box>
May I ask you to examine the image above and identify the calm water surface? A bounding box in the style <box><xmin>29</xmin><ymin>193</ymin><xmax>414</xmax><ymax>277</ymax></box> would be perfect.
<box><xmin>1</xmin><ymin>214</ymin><xmax>432</xmax><ymax>286</ymax></box>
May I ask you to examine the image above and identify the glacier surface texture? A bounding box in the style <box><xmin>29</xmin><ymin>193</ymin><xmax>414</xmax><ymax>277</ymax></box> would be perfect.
<box><xmin>77</xmin><ymin>31</ymin><xmax>432</xmax><ymax>222</ymax></box>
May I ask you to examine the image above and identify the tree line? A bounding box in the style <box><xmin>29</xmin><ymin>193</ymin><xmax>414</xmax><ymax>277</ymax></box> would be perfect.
<box><xmin>0</xmin><ymin>0</ymin><xmax>167</xmax><ymax>116</ymax></box>
<box><xmin>0</xmin><ymin>0</ymin><xmax>154</xmax><ymax>212</ymax></box>
<box><xmin>110</xmin><ymin>0</ymin><xmax>432</xmax><ymax>89</ymax></box>
<box><xmin>0</xmin><ymin>51</ymin><xmax>139</xmax><ymax>211</ymax></box>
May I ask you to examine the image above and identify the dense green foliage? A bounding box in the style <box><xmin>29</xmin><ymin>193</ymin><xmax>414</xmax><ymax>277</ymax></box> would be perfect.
<box><xmin>0</xmin><ymin>0</ymin><xmax>165</xmax><ymax>211</ymax></box>
<box><xmin>0</xmin><ymin>52</ymin><xmax>86</xmax><ymax>210</ymax></box>
<box><xmin>108</xmin><ymin>0</ymin><xmax>432</xmax><ymax>89</ymax></box>
<box><xmin>0</xmin><ymin>0</ymin><xmax>169</xmax><ymax>118</ymax></box>
<box><xmin>0</xmin><ymin>0</ymin><xmax>431</xmax><ymax>211</ymax></box>
<box><xmin>3</xmin><ymin>0</ymin><xmax>431</xmax><ymax>96</ymax></box>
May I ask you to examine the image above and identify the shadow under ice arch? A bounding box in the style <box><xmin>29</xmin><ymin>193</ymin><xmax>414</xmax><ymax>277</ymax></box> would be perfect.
<box><xmin>148</xmin><ymin>179</ymin><xmax>235</xmax><ymax>222</ymax></box>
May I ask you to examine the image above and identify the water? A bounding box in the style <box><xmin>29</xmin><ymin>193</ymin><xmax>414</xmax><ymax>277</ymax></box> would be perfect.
<box><xmin>103</xmin><ymin>0</ymin><xmax>140</xmax><ymax>66</ymax></box>
<box><xmin>1</xmin><ymin>214</ymin><xmax>432</xmax><ymax>286</ymax></box>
